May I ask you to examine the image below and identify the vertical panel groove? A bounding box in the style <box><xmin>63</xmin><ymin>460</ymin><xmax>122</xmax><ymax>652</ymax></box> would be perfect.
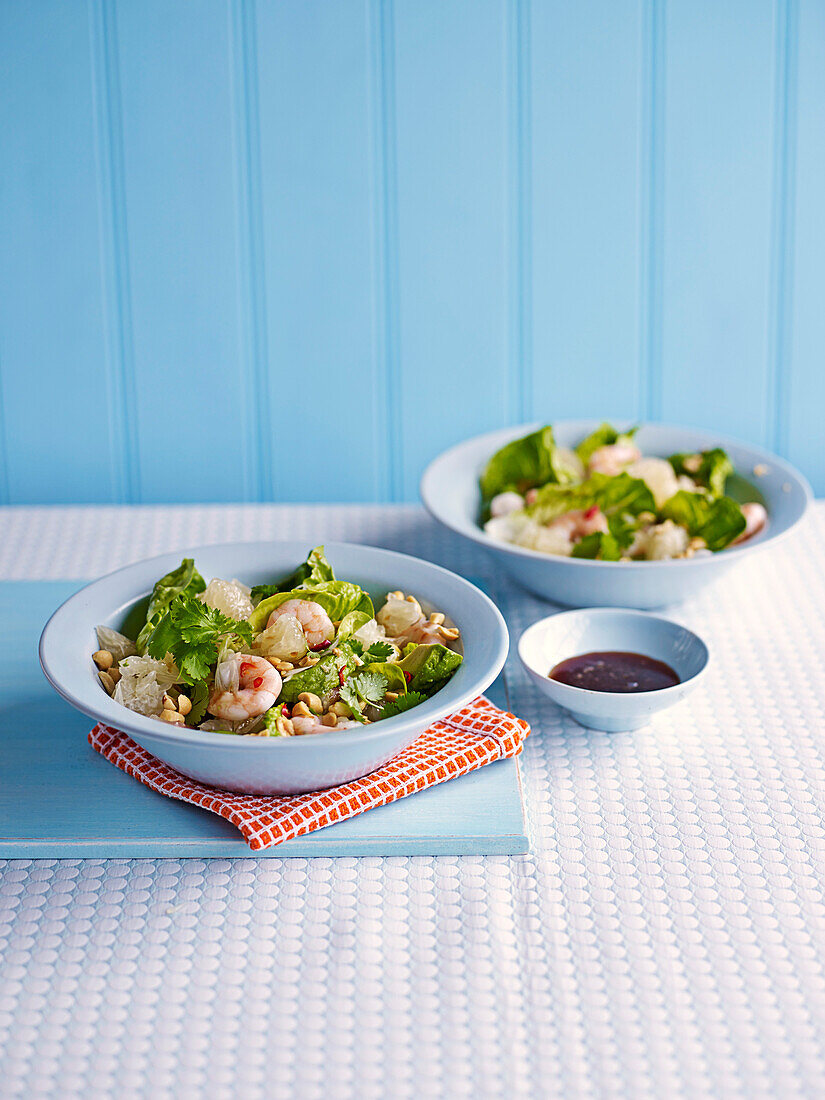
<box><xmin>372</xmin><ymin>0</ymin><xmax>401</xmax><ymax>502</ymax></box>
<box><xmin>509</xmin><ymin>0</ymin><xmax>532</xmax><ymax>423</ymax></box>
<box><xmin>0</xmin><ymin>365</ymin><xmax>9</xmax><ymax>504</ymax></box>
<box><xmin>230</xmin><ymin>0</ymin><xmax>270</xmax><ymax>501</ymax></box>
<box><xmin>768</xmin><ymin>0</ymin><xmax>798</xmax><ymax>456</ymax></box>
<box><xmin>90</xmin><ymin>0</ymin><xmax>139</xmax><ymax>503</ymax></box>
<box><xmin>639</xmin><ymin>0</ymin><xmax>665</xmax><ymax>421</ymax></box>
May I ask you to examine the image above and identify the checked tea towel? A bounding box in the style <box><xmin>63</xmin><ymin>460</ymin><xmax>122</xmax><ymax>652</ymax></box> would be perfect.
<box><xmin>88</xmin><ymin>696</ymin><xmax>530</xmax><ymax>850</ymax></box>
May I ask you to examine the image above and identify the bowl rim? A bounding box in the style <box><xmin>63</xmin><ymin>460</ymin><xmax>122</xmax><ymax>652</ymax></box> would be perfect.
<box><xmin>517</xmin><ymin>607</ymin><xmax>710</xmax><ymax>701</ymax></box>
<box><xmin>39</xmin><ymin>539</ymin><xmax>510</xmax><ymax>751</ymax></box>
<box><xmin>421</xmin><ymin>419</ymin><xmax>813</xmax><ymax>569</ymax></box>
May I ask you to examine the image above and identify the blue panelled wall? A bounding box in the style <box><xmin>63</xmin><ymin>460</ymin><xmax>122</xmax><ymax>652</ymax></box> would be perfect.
<box><xmin>1</xmin><ymin>0</ymin><xmax>823</xmax><ymax>504</ymax></box>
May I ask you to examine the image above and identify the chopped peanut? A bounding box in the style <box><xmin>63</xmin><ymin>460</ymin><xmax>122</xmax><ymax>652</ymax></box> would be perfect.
<box><xmin>93</xmin><ymin>650</ymin><xmax>114</xmax><ymax>671</ymax></box>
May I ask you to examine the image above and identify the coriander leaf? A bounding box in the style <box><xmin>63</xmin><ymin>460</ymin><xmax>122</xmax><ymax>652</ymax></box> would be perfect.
<box><xmin>363</xmin><ymin>641</ymin><xmax>393</xmax><ymax>662</ymax></box>
<box><xmin>145</xmin><ymin>593</ymin><xmax>253</xmax><ymax>686</ymax></box>
<box><xmin>136</xmin><ymin>558</ymin><xmax>206</xmax><ymax>654</ymax></box>
<box><xmin>338</xmin><ymin>682</ymin><xmax>366</xmax><ymax>722</ymax></box>
<box><xmin>350</xmin><ymin>670</ymin><xmax>388</xmax><ymax>706</ymax></box>
<box><xmin>339</xmin><ymin>669</ymin><xmax>389</xmax><ymax>724</ymax></box>
<box><xmin>381</xmin><ymin>691</ymin><xmax>427</xmax><ymax>719</ymax></box>
<box><xmin>185</xmin><ymin>681</ymin><xmax>210</xmax><ymax>726</ymax></box>
<box><xmin>172</xmin><ymin>597</ymin><xmax>253</xmax><ymax>647</ymax></box>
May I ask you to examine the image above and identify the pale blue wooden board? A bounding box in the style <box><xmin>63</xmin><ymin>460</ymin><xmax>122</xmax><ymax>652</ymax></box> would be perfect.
<box><xmin>0</xmin><ymin>582</ymin><xmax>528</xmax><ymax>858</ymax></box>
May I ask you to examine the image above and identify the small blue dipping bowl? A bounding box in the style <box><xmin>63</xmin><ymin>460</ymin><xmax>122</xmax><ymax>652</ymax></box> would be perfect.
<box><xmin>518</xmin><ymin>608</ymin><xmax>709</xmax><ymax>732</ymax></box>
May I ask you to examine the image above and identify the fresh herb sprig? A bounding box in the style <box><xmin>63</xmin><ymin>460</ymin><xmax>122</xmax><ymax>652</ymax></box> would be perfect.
<box><xmin>146</xmin><ymin>594</ymin><xmax>253</xmax><ymax>685</ymax></box>
<box><xmin>340</xmin><ymin>670</ymin><xmax>389</xmax><ymax>723</ymax></box>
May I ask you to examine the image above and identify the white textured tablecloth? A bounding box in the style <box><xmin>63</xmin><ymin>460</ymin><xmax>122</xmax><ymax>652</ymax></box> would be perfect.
<box><xmin>2</xmin><ymin>503</ymin><xmax>825</xmax><ymax>1100</ymax></box>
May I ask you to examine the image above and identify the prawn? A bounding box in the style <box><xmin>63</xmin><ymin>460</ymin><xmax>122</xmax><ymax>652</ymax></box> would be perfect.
<box><xmin>208</xmin><ymin>653</ymin><xmax>282</xmax><ymax>721</ymax></box>
<box><xmin>732</xmin><ymin>502</ymin><xmax>768</xmax><ymax>545</ymax></box>
<box><xmin>548</xmin><ymin>505</ymin><xmax>609</xmax><ymax>540</ymax></box>
<box><xmin>268</xmin><ymin>599</ymin><xmax>334</xmax><ymax>650</ymax></box>
<box><xmin>588</xmin><ymin>442</ymin><xmax>641</xmax><ymax>476</ymax></box>
<box><xmin>290</xmin><ymin>715</ymin><xmax>359</xmax><ymax>736</ymax></box>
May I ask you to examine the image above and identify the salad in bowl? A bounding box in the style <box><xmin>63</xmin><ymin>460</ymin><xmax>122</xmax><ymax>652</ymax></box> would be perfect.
<box><xmin>40</xmin><ymin>541</ymin><xmax>507</xmax><ymax>793</ymax></box>
<box><xmin>481</xmin><ymin>422</ymin><xmax>765</xmax><ymax>562</ymax></box>
<box><xmin>420</xmin><ymin>420</ymin><xmax>811</xmax><ymax>608</ymax></box>
<box><xmin>93</xmin><ymin>546</ymin><xmax>463</xmax><ymax>737</ymax></box>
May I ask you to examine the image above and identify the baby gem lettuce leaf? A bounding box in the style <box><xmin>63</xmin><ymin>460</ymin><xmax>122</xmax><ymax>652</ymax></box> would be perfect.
<box><xmin>277</xmin><ymin>643</ymin><xmax>362</xmax><ymax>706</ymax></box>
<box><xmin>660</xmin><ymin>491</ymin><xmax>746</xmax><ymax>551</ymax></box>
<box><xmin>668</xmin><ymin>448</ymin><xmax>734</xmax><ymax>499</ymax></box>
<box><xmin>249</xmin><ymin>583</ymin><xmax>373</xmax><ymax>634</ymax></box>
<box><xmin>479</xmin><ymin>426</ymin><xmax>571</xmax><ymax>505</ymax></box>
<box><xmin>146</xmin><ymin>594</ymin><xmax>253</xmax><ymax>685</ymax></box>
<box><xmin>335</xmin><ymin>610</ymin><xmax>372</xmax><ymax>641</ymax></box>
<box><xmin>136</xmin><ymin>558</ymin><xmax>206</xmax><ymax>654</ymax></box>
<box><xmin>396</xmin><ymin>644</ymin><xmax>463</xmax><ymax>698</ymax></box>
<box><xmin>571</xmin><ymin>533</ymin><xmax>623</xmax><ymax>561</ymax></box>
<box><xmin>526</xmin><ymin>473</ymin><xmax>655</xmax><ymax>527</ymax></box>
<box><xmin>575</xmin><ymin>423</ymin><xmax>638</xmax><ymax>466</ymax></box>
<box><xmin>250</xmin><ymin>546</ymin><xmax>335</xmax><ymax>602</ymax></box>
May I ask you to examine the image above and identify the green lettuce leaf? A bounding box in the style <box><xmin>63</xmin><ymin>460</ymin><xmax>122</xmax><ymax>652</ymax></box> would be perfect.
<box><xmin>262</xmin><ymin>706</ymin><xmax>291</xmax><ymax>736</ymax></box>
<box><xmin>136</xmin><ymin>558</ymin><xmax>206</xmax><ymax>654</ymax></box>
<box><xmin>660</xmin><ymin>491</ymin><xmax>746</xmax><ymax>551</ymax></box>
<box><xmin>668</xmin><ymin>448</ymin><xmax>734</xmax><ymax>499</ymax></box>
<box><xmin>526</xmin><ymin>472</ymin><xmax>655</xmax><ymax>526</ymax></box>
<box><xmin>335</xmin><ymin>610</ymin><xmax>372</xmax><ymax>640</ymax></box>
<box><xmin>575</xmin><ymin>423</ymin><xmax>638</xmax><ymax>465</ymax></box>
<box><xmin>479</xmin><ymin>426</ymin><xmax>573</xmax><ymax>505</ymax></box>
<box><xmin>277</xmin><ymin>643</ymin><xmax>361</xmax><ymax>705</ymax></box>
<box><xmin>361</xmin><ymin>661</ymin><xmax>407</xmax><ymax>695</ymax></box>
<box><xmin>251</xmin><ymin>546</ymin><xmax>335</xmax><ymax>602</ymax></box>
<box><xmin>396</xmin><ymin>643</ymin><xmax>463</xmax><ymax>698</ymax></box>
<box><xmin>249</xmin><ymin>583</ymin><xmax>374</xmax><ymax>633</ymax></box>
<box><xmin>571</xmin><ymin>533</ymin><xmax>623</xmax><ymax>561</ymax></box>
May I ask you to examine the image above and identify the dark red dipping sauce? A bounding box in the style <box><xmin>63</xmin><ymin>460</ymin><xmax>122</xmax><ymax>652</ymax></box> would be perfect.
<box><xmin>549</xmin><ymin>651</ymin><xmax>680</xmax><ymax>693</ymax></box>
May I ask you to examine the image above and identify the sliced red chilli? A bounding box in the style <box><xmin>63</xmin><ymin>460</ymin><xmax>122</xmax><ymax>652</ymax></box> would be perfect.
<box><xmin>310</xmin><ymin>640</ymin><xmax>332</xmax><ymax>652</ymax></box>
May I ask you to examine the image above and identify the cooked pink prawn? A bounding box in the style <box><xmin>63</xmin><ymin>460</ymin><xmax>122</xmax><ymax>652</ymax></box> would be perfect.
<box><xmin>548</xmin><ymin>505</ymin><xmax>609</xmax><ymax>539</ymax></box>
<box><xmin>290</xmin><ymin>715</ymin><xmax>358</xmax><ymax>736</ymax></box>
<box><xmin>732</xmin><ymin>502</ymin><xmax>768</xmax><ymax>546</ymax></box>
<box><xmin>268</xmin><ymin>599</ymin><xmax>334</xmax><ymax>650</ymax></box>
<box><xmin>588</xmin><ymin>442</ymin><xmax>641</xmax><ymax>476</ymax></box>
<box><xmin>208</xmin><ymin>653</ymin><xmax>282</xmax><ymax>721</ymax></box>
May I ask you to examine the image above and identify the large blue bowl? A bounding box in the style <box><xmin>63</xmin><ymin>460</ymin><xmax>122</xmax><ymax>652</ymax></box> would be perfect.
<box><xmin>421</xmin><ymin>420</ymin><xmax>812</xmax><ymax>609</ymax></box>
<box><xmin>39</xmin><ymin>541</ymin><xmax>509</xmax><ymax>795</ymax></box>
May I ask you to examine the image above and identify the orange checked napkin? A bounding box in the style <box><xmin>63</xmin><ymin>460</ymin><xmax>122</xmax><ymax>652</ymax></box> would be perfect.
<box><xmin>88</xmin><ymin>696</ymin><xmax>530</xmax><ymax>851</ymax></box>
